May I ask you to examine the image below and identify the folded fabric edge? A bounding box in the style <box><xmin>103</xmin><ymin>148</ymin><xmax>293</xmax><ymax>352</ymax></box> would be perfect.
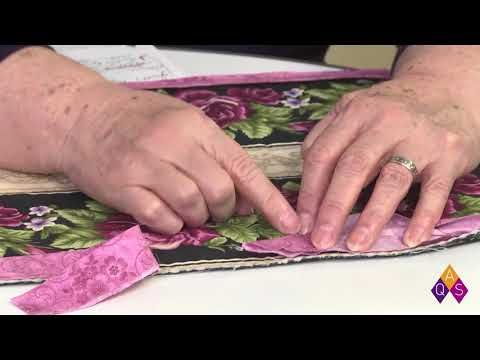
<box><xmin>123</xmin><ymin>69</ymin><xmax>391</xmax><ymax>90</ymax></box>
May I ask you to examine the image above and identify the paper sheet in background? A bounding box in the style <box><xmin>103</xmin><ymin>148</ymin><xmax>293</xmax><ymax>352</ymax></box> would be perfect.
<box><xmin>50</xmin><ymin>45</ymin><xmax>185</xmax><ymax>82</ymax></box>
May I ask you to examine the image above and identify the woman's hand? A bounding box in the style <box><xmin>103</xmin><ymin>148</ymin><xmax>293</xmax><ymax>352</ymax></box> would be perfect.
<box><xmin>0</xmin><ymin>47</ymin><xmax>300</xmax><ymax>235</ymax></box>
<box><xmin>297</xmin><ymin>46</ymin><xmax>480</xmax><ymax>251</ymax></box>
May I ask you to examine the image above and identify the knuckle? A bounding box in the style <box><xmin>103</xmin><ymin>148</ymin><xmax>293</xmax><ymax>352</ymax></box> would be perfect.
<box><xmin>423</xmin><ymin>178</ymin><xmax>452</xmax><ymax>195</ymax></box>
<box><xmin>321</xmin><ymin>199</ymin><xmax>348</xmax><ymax>217</ymax></box>
<box><xmin>137</xmin><ymin>203</ymin><xmax>164</xmax><ymax>225</ymax></box>
<box><xmin>379</xmin><ymin>165</ymin><xmax>412</xmax><ymax>189</ymax></box>
<box><xmin>358</xmin><ymin>207</ymin><xmax>385</xmax><ymax>226</ymax></box>
<box><xmin>336</xmin><ymin>150</ymin><xmax>372</xmax><ymax>176</ymax></box>
<box><xmin>176</xmin><ymin>186</ymin><xmax>203</xmax><ymax>209</ymax></box>
<box><xmin>304</xmin><ymin>144</ymin><xmax>336</xmax><ymax>167</ymax></box>
<box><xmin>228</xmin><ymin>152</ymin><xmax>262</xmax><ymax>185</ymax></box>
<box><xmin>444</xmin><ymin>132</ymin><xmax>465</xmax><ymax>152</ymax></box>
<box><xmin>379</xmin><ymin>104</ymin><xmax>408</xmax><ymax>120</ymax></box>
<box><xmin>208</xmin><ymin>180</ymin><xmax>235</xmax><ymax>206</ymax></box>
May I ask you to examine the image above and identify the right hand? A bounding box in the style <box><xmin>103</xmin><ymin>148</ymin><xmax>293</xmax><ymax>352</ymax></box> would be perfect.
<box><xmin>59</xmin><ymin>82</ymin><xmax>300</xmax><ymax>235</ymax></box>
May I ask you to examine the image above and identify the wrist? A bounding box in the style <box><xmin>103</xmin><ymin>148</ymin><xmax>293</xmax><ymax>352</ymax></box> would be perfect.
<box><xmin>0</xmin><ymin>47</ymin><xmax>110</xmax><ymax>173</ymax></box>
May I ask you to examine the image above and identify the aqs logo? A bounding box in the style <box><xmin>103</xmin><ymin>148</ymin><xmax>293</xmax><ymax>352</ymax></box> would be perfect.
<box><xmin>431</xmin><ymin>265</ymin><xmax>468</xmax><ymax>304</ymax></box>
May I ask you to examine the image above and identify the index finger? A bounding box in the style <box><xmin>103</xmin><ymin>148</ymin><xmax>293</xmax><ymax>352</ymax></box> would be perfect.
<box><xmin>207</xmin><ymin>132</ymin><xmax>300</xmax><ymax>234</ymax></box>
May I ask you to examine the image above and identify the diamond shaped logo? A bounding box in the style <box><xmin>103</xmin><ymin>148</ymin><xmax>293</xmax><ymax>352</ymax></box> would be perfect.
<box><xmin>432</xmin><ymin>265</ymin><xmax>468</xmax><ymax>304</ymax></box>
<box><xmin>431</xmin><ymin>279</ymin><xmax>449</xmax><ymax>303</ymax></box>
<box><xmin>440</xmin><ymin>264</ymin><xmax>459</xmax><ymax>289</ymax></box>
<box><xmin>450</xmin><ymin>278</ymin><xmax>469</xmax><ymax>304</ymax></box>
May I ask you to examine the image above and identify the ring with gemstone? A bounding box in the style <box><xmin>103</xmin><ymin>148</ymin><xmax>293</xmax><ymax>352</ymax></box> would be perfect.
<box><xmin>388</xmin><ymin>155</ymin><xmax>419</xmax><ymax>177</ymax></box>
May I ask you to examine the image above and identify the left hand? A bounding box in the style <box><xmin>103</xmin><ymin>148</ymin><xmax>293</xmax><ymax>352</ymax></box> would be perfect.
<box><xmin>297</xmin><ymin>73</ymin><xmax>480</xmax><ymax>251</ymax></box>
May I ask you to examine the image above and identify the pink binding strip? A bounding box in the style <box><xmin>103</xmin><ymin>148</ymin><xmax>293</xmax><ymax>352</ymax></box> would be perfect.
<box><xmin>124</xmin><ymin>69</ymin><xmax>391</xmax><ymax>89</ymax></box>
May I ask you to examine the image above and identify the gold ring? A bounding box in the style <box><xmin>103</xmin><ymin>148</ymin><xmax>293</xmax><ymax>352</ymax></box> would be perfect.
<box><xmin>389</xmin><ymin>156</ymin><xmax>419</xmax><ymax>177</ymax></box>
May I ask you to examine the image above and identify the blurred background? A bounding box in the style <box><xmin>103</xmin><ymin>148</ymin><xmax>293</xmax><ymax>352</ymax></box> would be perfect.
<box><xmin>174</xmin><ymin>45</ymin><xmax>398</xmax><ymax>69</ymax></box>
<box><xmin>325</xmin><ymin>45</ymin><xmax>396</xmax><ymax>69</ymax></box>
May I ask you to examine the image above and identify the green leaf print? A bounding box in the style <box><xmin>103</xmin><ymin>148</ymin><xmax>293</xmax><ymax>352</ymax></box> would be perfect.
<box><xmin>85</xmin><ymin>201</ymin><xmax>116</xmax><ymax>214</ymax></box>
<box><xmin>51</xmin><ymin>227</ymin><xmax>104</xmax><ymax>249</ymax></box>
<box><xmin>39</xmin><ymin>224</ymin><xmax>70</xmax><ymax>240</ymax></box>
<box><xmin>214</xmin><ymin>214</ymin><xmax>261</xmax><ymax>243</ymax></box>
<box><xmin>0</xmin><ymin>228</ymin><xmax>35</xmax><ymax>256</ymax></box>
<box><xmin>454</xmin><ymin>194</ymin><xmax>480</xmax><ymax>217</ymax></box>
<box><xmin>228</xmin><ymin>119</ymin><xmax>273</xmax><ymax>139</ymax></box>
<box><xmin>282</xmin><ymin>181</ymin><xmax>301</xmax><ymax>193</ymax></box>
<box><xmin>205</xmin><ymin>237</ymin><xmax>228</xmax><ymax>252</ymax></box>
<box><xmin>55</xmin><ymin>209</ymin><xmax>110</xmax><ymax>227</ymax></box>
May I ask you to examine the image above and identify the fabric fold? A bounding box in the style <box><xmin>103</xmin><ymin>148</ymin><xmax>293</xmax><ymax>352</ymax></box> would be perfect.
<box><xmin>242</xmin><ymin>214</ymin><xmax>480</xmax><ymax>257</ymax></box>
<box><xmin>10</xmin><ymin>226</ymin><xmax>159</xmax><ymax>315</ymax></box>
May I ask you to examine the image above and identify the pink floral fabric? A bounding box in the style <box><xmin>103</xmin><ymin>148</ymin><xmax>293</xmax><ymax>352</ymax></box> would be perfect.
<box><xmin>97</xmin><ymin>213</ymin><xmax>218</xmax><ymax>250</ymax></box>
<box><xmin>243</xmin><ymin>214</ymin><xmax>480</xmax><ymax>257</ymax></box>
<box><xmin>10</xmin><ymin>226</ymin><xmax>158</xmax><ymax>315</ymax></box>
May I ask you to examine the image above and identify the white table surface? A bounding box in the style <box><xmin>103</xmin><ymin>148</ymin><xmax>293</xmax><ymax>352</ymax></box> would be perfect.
<box><xmin>1</xmin><ymin>48</ymin><xmax>478</xmax><ymax>315</ymax></box>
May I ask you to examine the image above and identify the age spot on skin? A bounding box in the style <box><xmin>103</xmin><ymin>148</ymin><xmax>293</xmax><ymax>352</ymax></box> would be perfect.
<box><xmin>64</xmin><ymin>106</ymin><xmax>71</xmax><ymax>115</ymax></box>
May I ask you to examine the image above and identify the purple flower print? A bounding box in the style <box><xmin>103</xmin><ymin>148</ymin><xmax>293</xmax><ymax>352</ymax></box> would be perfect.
<box><xmin>29</xmin><ymin>206</ymin><xmax>53</xmax><ymax>217</ymax></box>
<box><xmin>24</xmin><ymin>217</ymin><xmax>57</xmax><ymax>231</ymax></box>
<box><xmin>283</xmin><ymin>88</ymin><xmax>304</xmax><ymax>98</ymax></box>
<box><xmin>281</xmin><ymin>97</ymin><xmax>310</xmax><ymax>109</ymax></box>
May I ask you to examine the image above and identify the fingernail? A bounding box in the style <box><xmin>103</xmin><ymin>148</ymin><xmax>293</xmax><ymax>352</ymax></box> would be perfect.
<box><xmin>347</xmin><ymin>227</ymin><xmax>370</xmax><ymax>252</ymax></box>
<box><xmin>404</xmin><ymin>225</ymin><xmax>425</xmax><ymax>248</ymax></box>
<box><xmin>280</xmin><ymin>212</ymin><xmax>301</xmax><ymax>235</ymax></box>
<box><xmin>299</xmin><ymin>213</ymin><xmax>313</xmax><ymax>235</ymax></box>
<box><xmin>315</xmin><ymin>224</ymin><xmax>335</xmax><ymax>249</ymax></box>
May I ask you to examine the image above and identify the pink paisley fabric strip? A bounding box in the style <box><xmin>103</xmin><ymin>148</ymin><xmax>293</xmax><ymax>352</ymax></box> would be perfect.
<box><xmin>10</xmin><ymin>226</ymin><xmax>158</xmax><ymax>315</ymax></box>
<box><xmin>124</xmin><ymin>69</ymin><xmax>391</xmax><ymax>90</ymax></box>
<box><xmin>243</xmin><ymin>214</ymin><xmax>480</xmax><ymax>257</ymax></box>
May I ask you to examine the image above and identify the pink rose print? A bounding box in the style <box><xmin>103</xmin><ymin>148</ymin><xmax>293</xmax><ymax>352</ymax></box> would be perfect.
<box><xmin>226</xmin><ymin>87</ymin><xmax>282</xmax><ymax>105</ymax></box>
<box><xmin>25</xmin><ymin>245</ymin><xmax>49</xmax><ymax>256</ymax></box>
<box><xmin>442</xmin><ymin>194</ymin><xmax>465</xmax><ymax>219</ymax></box>
<box><xmin>147</xmin><ymin>227</ymin><xmax>219</xmax><ymax>250</ymax></box>
<box><xmin>453</xmin><ymin>174</ymin><xmax>480</xmax><ymax>196</ymax></box>
<box><xmin>175</xmin><ymin>89</ymin><xmax>217</xmax><ymax>107</ymax></box>
<box><xmin>175</xmin><ymin>89</ymin><xmax>250</xmax><ymax>128</ymax></box>
<box><xmin>96</xmin><ymin>214</ymin><xmax>138</xmax><ymax>239</ymax></box>
<box><xmin>98</xmin><ymin>214</ymin><xmax>219</xmax><ymax>250</ymax></box>
<box><xmin>200</xmin><ymin>96</ymin><xmax>250</xmax><ymax>128</ymax></box>
<box><xmin>0</xmin><ymin>206</ymin><xmax>28</xmax><ymax>227</ymax></box>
